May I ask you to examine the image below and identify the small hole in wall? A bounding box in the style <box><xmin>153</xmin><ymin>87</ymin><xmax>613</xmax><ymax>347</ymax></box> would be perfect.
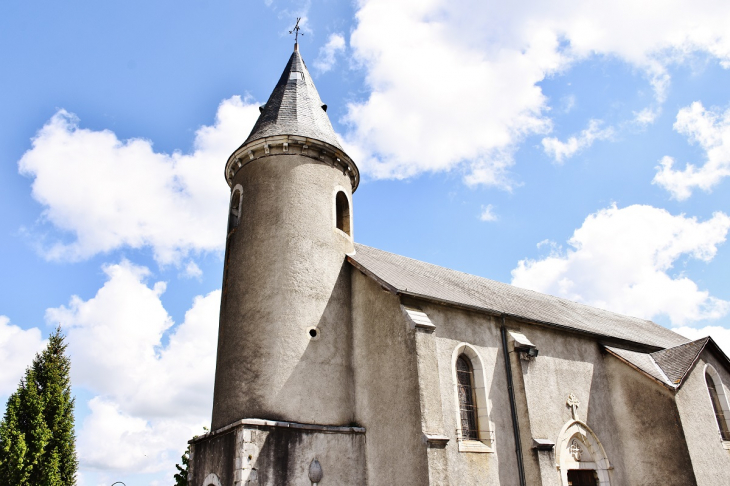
<box><xmin>309</xmin><ymin>329</ymin><xmax>317</xmax><ymax>338</ymax></box>
<box><xmin>248</xmin><ymin>455</ymin><xmax>253</xmax><ymax>461</ymax></box>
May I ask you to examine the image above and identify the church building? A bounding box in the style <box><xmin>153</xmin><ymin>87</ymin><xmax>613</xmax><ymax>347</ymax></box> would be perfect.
<box><xmin>188</xmin><ymin>43</ymin><xmax>730</xmax><ymax>486</ymax></box>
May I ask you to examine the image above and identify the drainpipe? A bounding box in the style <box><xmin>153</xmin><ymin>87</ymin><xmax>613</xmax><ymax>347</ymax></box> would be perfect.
<box><xmin>501</xmin><ymin>318</ymin><xmax>526</xmax><ymax>486</ymax></box>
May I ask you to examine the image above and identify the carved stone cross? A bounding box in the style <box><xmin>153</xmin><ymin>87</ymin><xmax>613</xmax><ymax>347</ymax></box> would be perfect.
<box><xmin>567</xmin><ymin>393</ymin><xmax>580</xmax><ymax>420</ymax></box>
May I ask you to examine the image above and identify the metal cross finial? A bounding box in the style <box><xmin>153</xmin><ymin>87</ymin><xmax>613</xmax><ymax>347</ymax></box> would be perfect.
<box><xmin>289</xmin><ymin>17</ymin><xmax>304</xmax><ymax>44</ymax></box>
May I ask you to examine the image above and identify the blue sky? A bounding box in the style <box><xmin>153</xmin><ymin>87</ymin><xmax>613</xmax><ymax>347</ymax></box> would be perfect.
<box><xmin>2</xmin><ymin>0</ymin><xmax>730</xmax><ymax>484</ymax></box>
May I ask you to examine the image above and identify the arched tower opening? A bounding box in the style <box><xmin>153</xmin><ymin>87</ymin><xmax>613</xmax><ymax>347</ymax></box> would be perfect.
<box><xmin>227</xmin><ymin>186</ymin><xmax>242</xmax><ymax>236</ymax></box>
<box><xmin>335</xmin><ymin>191</ymin><xmax>351</xmax><ymax>236</ymax></box>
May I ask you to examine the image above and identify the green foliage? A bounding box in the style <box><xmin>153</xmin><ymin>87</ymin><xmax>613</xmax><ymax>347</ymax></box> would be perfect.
<box><xmin>0</xmin><ymin>327</ymin><xmax>78</xmax><ymax>485</ymax></box>
<box><xmin>174</xmin><ymin>427</ymin><xmax>206</xmax><ymax>486</ymax></box>
<box><xmin>173</xmin><ymin>445</ymin><xmax>190</xmax><ymax>486</ymax></box>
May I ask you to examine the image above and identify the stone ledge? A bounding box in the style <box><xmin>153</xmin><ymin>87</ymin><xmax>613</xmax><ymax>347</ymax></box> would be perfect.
<box><xmin>190</xmin><ymin>418</ymin><xmax>366</xmax><ymax>444</ymax></box>
<box><xmin>424</xmin><ymin>434</ymin><xmax>449</xmax><ymax>446</ymax></box>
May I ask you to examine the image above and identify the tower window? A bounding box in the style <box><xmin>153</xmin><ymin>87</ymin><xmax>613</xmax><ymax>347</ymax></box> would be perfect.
<box><xmin>706</xmin><ymin>368</ymin><xmax>730</xmax><ymax>441</ymax></box>
<box><xmin>289</xmin><ymin>71</ymin><xmax>303</xmax><ymax>81</ymax></box>
<box><xmin>227</xmin><ymin>188</ymin><xmax>242</xmax><ymax>236</ymax></box>
<box><xmin>335</xmin><ymin>191</ymin><xmax>351</xmax><ymax>236</ymax></box>
<box><xmin>456</xmin><ymin>355</ymin><xmax>479</xmax><ymax>440</ymax></box>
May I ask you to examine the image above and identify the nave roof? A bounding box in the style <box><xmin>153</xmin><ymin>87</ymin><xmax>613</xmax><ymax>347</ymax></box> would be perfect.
<box><xmin>349</xmin><ymin>244</ymin><xmax>688</xmax><ymax>350</ymax></box>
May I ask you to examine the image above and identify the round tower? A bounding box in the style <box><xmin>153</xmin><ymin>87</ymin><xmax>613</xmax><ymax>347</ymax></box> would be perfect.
<box><xmin>211</xmin><ymin>44</ymin><xmax>360</xmax><ymax>430</ymax></box>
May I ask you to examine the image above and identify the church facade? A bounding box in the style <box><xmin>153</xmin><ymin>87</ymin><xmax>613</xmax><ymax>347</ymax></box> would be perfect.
<box><xmin>188</xmin><ymin>44</ymin><xmax>730</xmax><ymax>486</ymax></box>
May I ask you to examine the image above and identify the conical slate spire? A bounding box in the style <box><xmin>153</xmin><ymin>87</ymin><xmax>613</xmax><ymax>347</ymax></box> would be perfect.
<box><xmin>243</xmin><ymin>46</ymin><xmax>343</xmax><ymax>150</ymax></box>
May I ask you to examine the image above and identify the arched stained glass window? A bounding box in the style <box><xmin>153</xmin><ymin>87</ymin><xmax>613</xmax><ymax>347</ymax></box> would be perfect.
<box><xmin>706</xmin><ymin>371</ymin><xmax>730</xmax><ymax>441</ymax></box>
<box><xmin>457</xmin><ymin>355</ymin><xmax>478</xmax><ymax>440</ymax></box>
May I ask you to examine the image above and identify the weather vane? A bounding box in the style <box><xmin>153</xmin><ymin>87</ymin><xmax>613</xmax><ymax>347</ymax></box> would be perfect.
<box><xmin>289</xmin><ymin>17</ymin><xmax>304</xmax><ymax>44</ymax></box>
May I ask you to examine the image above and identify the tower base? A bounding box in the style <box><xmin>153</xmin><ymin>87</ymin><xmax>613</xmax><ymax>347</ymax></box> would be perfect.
<box><xmin>189</xmin><ymin>419</ymin><xmax>366</xmax><ymax>486</ymax></box>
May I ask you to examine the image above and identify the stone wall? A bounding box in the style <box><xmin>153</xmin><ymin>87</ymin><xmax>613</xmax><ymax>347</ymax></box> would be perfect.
<box><xmin>189</xmin><ymin>420</ymin><xmax>365</xmax><ymax>486</ymax></box>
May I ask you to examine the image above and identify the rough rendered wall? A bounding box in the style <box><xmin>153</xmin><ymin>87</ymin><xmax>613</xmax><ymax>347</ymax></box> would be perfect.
<box><xmin>604</xmin><ymin>353</ymin><xmax>696</xmax><ymax>485</ymax></box>
<box><xmin>212</xmin><ymin>155</ymin><xmax>355</xmax><ymax>429</ymax></box>
<box><xmin>190</xmin><ymin>424</ymin><xmax>365</xmax><ymax>486</ymax></box>
<box><xmin>424</xmin><ymin>303</ymin><xmax>520</xmax><ymax>486</ymax></box>
<box><xmin>510</xmin><ymin>323</ymin><xmax>695</xmax><ymax>486</ymax></box>
<box><xmin>351</xmin><ymin>271</ymin><xmax>429</xmax><ymax>486</ymax></box>
<box><xmin>676</xmin><ymin>351</ymin><xmax>730</xmax><ymax>485</ymax></box>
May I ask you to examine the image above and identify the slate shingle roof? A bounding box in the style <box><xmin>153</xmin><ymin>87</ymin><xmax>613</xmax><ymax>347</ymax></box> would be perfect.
<box><xmin>242</xmin><ymin>47</ymin><xmax>343</xmax><ymax>150</ymax></box>
<box><xmin>349</xmin><ymin>244</ymin><xmax>688</xmax><ymax>349</ymax></box>
<box><xmin>605</xmin><ymin>346</ymin><xmax>674</xmax><ymax>387</ymax></box>
<box><xmin>606</xmin><ymin>338</ymin><xmax>721</xmax><ymax>389</ymax></box>
<box><xmin>652</xmin><ymin>337</ymin><xmax>710</xmax><ymax>385</ymax></box>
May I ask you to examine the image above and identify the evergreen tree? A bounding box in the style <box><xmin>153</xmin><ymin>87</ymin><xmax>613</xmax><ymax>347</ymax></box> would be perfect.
<box><xmin>0</xmin><ymin>327</ymin><xmax>78</xmax><ymax>485</ymax></box>
<box><xmin>173</xmin><ymin>445</ymin><xmax>190</xmax><ymax>486</ymax></box>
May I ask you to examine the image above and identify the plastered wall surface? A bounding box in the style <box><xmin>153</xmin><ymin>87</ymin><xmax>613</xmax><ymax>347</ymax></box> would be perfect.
<box><xmin>603</xmin><ymin>353</ymin><xmax>696</xmax><ymax>485</ymax></box>
<box><xmin>676</xmin><ymin>351</ymin><xmax>730</xmax><ymax>485</ymax></box>
<box><xmin>212</xmin><ymin>155</ymin><xmax>355</xmax><ymax>430</ymax></box>
<box><xmin>190</xmin><ymin>424</ymin><xmax>365</xmax><ymax>486</ymax></box>
<box><xmin>405</xmin><ymin>304</ymin><xmax>705</xmax><ymax>486</ymax></box>
<box><xmin>424</xmin><ymin>303</ymin><xmax>519</xmax><ymax>486</ymax></box>
<box><xmin>351</xmin><ymin>271</ymin><xmax>429</xmax><ymax>486</ymax></box>
<box><xmin>511</xmin><ymin>324</ymin><xmax>612</xmax><ymax>486</ymax></box>
<box><xmin>508</xmin><ymin>323</ymin><xmax>696</xmax><ymax>486</ymax></box>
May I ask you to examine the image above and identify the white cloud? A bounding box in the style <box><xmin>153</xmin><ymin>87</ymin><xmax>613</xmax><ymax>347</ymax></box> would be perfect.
<box><xmin>511</xmin><ymin>204</ymin><xmax>730</xmax><ymax>325</ymax></box>
<box><xmin>45</xmin><ymin>261</ymin><xmax>219</xmax><ymax>475</ymax></box>
<box><xmin>673</xmin><ymin>325</ymin><xmax>730</xmax><ymax>356</ymax></box>
<box><xmin>182</xmin><ymin>260</ymin><xmax>203</xmax><ymax>279</ymax></box>
<box><xmin>633</xmin><ymin>107</ymin><xmax>661</xmax><ymax>127</ymax></box>
<box><xmin>541</xmin><ymin>120</ymin><xmax>614</xmax><ymax>163</ymax></box>
<box><xmin>18</xmin><ymin>96</ymin><xmax>260</xmax><ymax>264</ymax></box>
<box><xmin>314</xmin><ymin>33</ymin><xmax>346</xmax><ymax>73</ymax></box>
<box><xmin>0</xmin><ymin>316</ymin><xmax>46</xmax><ymax>396</ymax></box>
<box><xmin>653</xmin><ymin>101</ymin><xmax>730</xmax><ymax>200</ymax></box>
<box><xmin>344</xmin><ymin>0</ymin><xmax>730</xmax><ymax>185</ymax></box>
<box><xmin>77</xmin><ymin>397</ymin><xmax>198</xmax><ymax>473</ymax></box>
<box><xmin>479</xmin><ymin>204</ymin><xmax>498</xmax><ymax>222</ymax></box>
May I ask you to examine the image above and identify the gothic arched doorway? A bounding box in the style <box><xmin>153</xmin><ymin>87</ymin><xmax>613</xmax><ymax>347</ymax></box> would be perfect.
<box><xmin>567</xmin><ymin>469</ymin><xmax>598</xmax><ymax>486</ymax></box>
<box><xmin>556</xmin><ymin>420</ymin><xmax>611</xmax><ymax>486</ymax></box>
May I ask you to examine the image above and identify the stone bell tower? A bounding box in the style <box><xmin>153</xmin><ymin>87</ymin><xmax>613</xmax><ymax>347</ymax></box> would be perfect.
<box><xmin>189</xmin><ymin>43</ymin><xmax>365</xmax><ymax>486</ymax></box>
